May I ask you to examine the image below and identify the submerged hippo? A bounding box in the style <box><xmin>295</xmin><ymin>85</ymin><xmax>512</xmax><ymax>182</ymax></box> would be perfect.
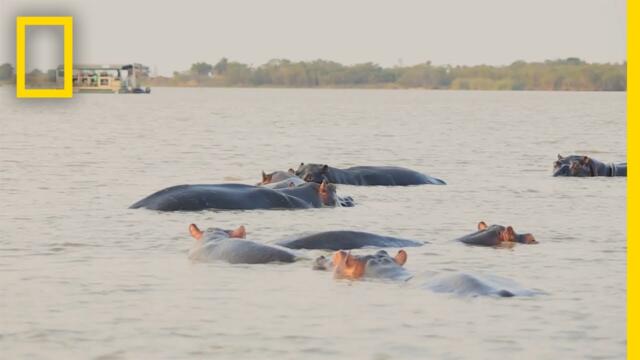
<box><xmin>294</xmin><ymin>163</ymin><xmax>446</xmax><ymax>186</ymax></box>
<box><xmin>277</xmin><ymin>230</ymin><xmax>424</xmax><ymax>250</ymax></box>
<box><xmin>553</xmin><ymin>154</ymin><xmax>627</xmax><ymax>177</ymax></box>
<box><xmin>258</xmin><ymin>170</ymin><xmax>306</xmax><ymax>189</ymax></box>
<box><xmin>455</xmin><ymin>221</ymin><xmax>537</xmax><ymax>246</ymax></box>
<box><xmin>314</xmin><ymin>249</ymin><xmax>536</xmax><ymax>297</ymax></box>
<box><xmin>421</xmin><ymin>272</ymin><xmax>538</xmax><ymax>297</ymax></box>
<box><xmin>314</xmin><ymin>249</ymin><xmax>411</xmax><ymax>281</ymax></box>
<box><xmin>188</xmin><ymin>224</ymin><xmax>296</xmax><ymax>264</ymax></box>
<box><xmin>129</xmin><ymin>180</ymin><xmax>338</xmax><ymax>211</ymax></box>
<box><xmin>268</xmin><ymin>179</ymin><xmax>354</xmax><ymax>207</ymax></box>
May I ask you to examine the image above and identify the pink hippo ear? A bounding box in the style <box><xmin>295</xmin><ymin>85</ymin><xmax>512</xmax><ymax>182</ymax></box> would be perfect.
<box><xmin>261</xmin><ymin>171</ymin><xmax>271</xmax><ymax>184</ymax></box>
<box><xmin>580</xmin><ymin>156</ymin><xmax>591</xmax><ymax>165</ymax></box>
<box><xmin>228</xmin><ymin>225</ymin><xmax>246</xmax><ymax>238</ymax></box>
<box><xmin>557</xmin><ymin>154</ymin><xmax>564</xmax><ymax>160</ymax></box>
<box><xmin>189</xmin><ymin>224</ymin><xmax>203</xmax><ymax>240</ymax></box>
<box><xmin>394</xmin><ymin>250</ymin><xmax>408</xmax><ymax>266</ymax></box>
<box><xmin>319</xmin><ymin>179</ymin><xmax>329</xmax><ymax>194</ymax></box>
<box><xmin>477</xmin><ymin>221</ymin><xmax>488</xmax><ymax>230</ymax></box>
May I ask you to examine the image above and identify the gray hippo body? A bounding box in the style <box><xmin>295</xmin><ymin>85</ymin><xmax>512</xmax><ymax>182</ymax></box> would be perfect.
<box><xmin>554</xmin><ymin>154</ymin><xmax>627</xmax><ymax>177</ymax></box>
<box><xmin>278</xmin><ymin>230</ymin><xmax>424</xmax><ymax>250</ymax></box>
<box><xmin>421</xmin><ymin>272</ymin><xmax>537</xmax><ymax>297</ymax></box>
<box><xmin>295</xmin><ymin>163</ymin><xmax>446</xmax><ymax>186</ymax></box>
<box><xmin>313</xmin><ymin>249</ymin><xmax>536</xmax><ymax>297</ymax></box>
<box><xmin>258</xmin><ymin>172</ymin><xmax>355</xmax><ymax>207</ymax></box>
<box><xmin>189</xmin><ymin>225</ymin><xmax>296</xmax><ymax>264</ymax></box>
<box><xmin>129</xmin><ymin>182</ymin><xmax>337</xmax><ymax>211</ymax></box>
<box><xmin>259</xmin><ymin>171</ymin><xmax>307</xmax><ymax>189</ymax></box>
<box><xmin>455</xmin><ymin>222</ymin><xmax>537</xmax><ymax>246</ymax></box>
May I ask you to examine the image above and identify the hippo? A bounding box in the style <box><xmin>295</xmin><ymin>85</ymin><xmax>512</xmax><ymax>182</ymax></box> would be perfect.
<box><xmin>258</xmin><ymin>170</ymin><xmax>306</xmax><ymax>189</ymax></box>
<box><xmin>314</xmin><ymin>249</ymin><xmax>536</xmax><ymax>297</ymax></box>
<box><xmin>554</xmin><ymin>154</ymin><xmax>627</xmax><ymax>177</ymax></box>
<box><xmin>277</xmin><ymin>230</ymin><xmax>424</xmax><ymax>250</ymax></box>
<box><xmin>129</xmin><ymin>181</ymin><xmax>338</xmax><ymax>211</ymax></box>
<box><xmin>313</xmin><ymin>249</ymin><xmax>411</xmax><ymax>281</ymax></box>
<box><xmin>294</xmin><ymin>163</ymin><xmax>446</xmax><ymax>186</ymax></box>
<box><xmin>258</xmin><ymin>173</ymin><xmax>354</xmax><ymax>207</ymax></box>
<box><xmin>455</xmin><ymin>221</ymin><xmax>537</xmax><ymax>246</ymax></box>
<box><xmin>421</xmin><ymin>272</ymin><xmax>538</xmax><ymax>297</ymax></box>
<box><xmin>188</xmin><ymin>224</ymin><xmax>296</xmax><ymax>264</ymax></box>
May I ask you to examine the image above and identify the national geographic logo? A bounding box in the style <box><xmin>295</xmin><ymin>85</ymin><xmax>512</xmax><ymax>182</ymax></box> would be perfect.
<box><xmin>16</xmin><ymin>16</ymin><xmax>72</xmax><ymax>98</ymax></box>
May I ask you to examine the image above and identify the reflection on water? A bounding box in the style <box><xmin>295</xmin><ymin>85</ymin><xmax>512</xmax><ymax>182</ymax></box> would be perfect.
<box><xmin>0</xmin><ymin>88</ymin><xmax>626</xmax><ymax>359</ymax></box>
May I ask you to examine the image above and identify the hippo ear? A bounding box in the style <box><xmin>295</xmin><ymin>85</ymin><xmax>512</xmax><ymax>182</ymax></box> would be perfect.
<box><xmin>300</xmin><ymin>162</ymin><xmax>304</xmax><ymax>167</ymax></box>
<box><xmin>394</xmin><ymin>250</ymin><xmax>407</xmax><ymax>266</ymax></box>
<box><xmin>189</xmin><ymin>224</ymin><xmax>203</xmax><ymax>240</ymax></box>
<box><xmin>557</xmin><ymin>154</ymin><xmax>564</xmax><ymax>160</ymax></box>
<box><xmin>477</xmin><ymin>221</ymin><xmax>488</xmax><ymax>230</ymax></box>
<box><xmin>332</xmin><ymin>250</ymin><xmax>349</xmax><ymax>266</ymax></box>
<box><xmin>288</xmin><ymin>181</ymin><xmax>295</xmax><ymax>188</ymax></box>
<box><xmin>319</xmin><ymin>179</ymin><xmax>329</xmax><ymax>193</ymax></box>
<box><xmin>261</xmin><ymin>171</ymin><xmax>269</xmax><ymax>183</ymax></box>
<box><xmin>321</xmin><ymin>164</ymin><xmax>329</xmax><ymax>173</ymax></box>
<box><xmin>343</xmin><ymin>252</ymin><xmax>358</xmax><ymax>268</ymax></box>
<box><xmin>505</xmin><ymin>226</ymin><xmax>515</xmax><ymax>240</ymax></box>
<box><xmin>288</xmin><ymin>168</ymin><xmax>295</xmax><ymax>174</ymax></box>
<box><xmin>228</xmin><ymin>225</ymin><xmax>246</xmax><ymax>238</ymax></box>
<box><xmin>581</xmin><ymin>156</ymin><xmax>591</xmax><ymax>165</ymax></box>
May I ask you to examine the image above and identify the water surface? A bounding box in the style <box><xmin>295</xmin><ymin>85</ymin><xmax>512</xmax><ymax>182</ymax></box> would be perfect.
<box><xmin>0</xmin><ymin>88</ymin><xmax>626</xmax><ymax>359</ymax></box>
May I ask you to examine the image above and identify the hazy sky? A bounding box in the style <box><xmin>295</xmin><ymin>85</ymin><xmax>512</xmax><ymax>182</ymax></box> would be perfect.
<box><xmin>1</xmin><ymin>0</ymin><xmax>627</xmax><ymax>75</ymax></box>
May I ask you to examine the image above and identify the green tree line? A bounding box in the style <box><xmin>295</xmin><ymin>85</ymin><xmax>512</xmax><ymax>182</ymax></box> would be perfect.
<box><xmin>0</xmin><ymin>58</ymin><xmax>627</xmax><ymax>90</ymax></box>
<box><xmin>148</xmin><ymin>57</ymin><xmax>626</xmax><ymax>91</ymax></box>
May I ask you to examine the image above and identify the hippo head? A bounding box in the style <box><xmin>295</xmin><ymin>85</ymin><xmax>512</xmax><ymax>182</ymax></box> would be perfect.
<box><xmin>553</xmin><ymin>154</ymin><xmax>592</xmax><ymax>177</ymax></box>
<box><xmin>295</xmin><ymin>163</ymin><xmax>330</xmax><ymax>183</ymax></box>
<box><xmin>315</xmin><ymin>249</ymin><xmax>408</xmax><ymax>280</ymax></box>
<box><xmin>477</xmin><ymin>221</ymin><xmax>537</xmax><ymax>244</ymax></box>
<box><xmin>308</xmin><ymin>179</ymin><xmax>338</xmax><ymax>207</ymax></box>
<box><xmin>189</xmin><ymin>223</ymin><xmax>246</xmax><ymax>242</ymax></box>
<box><xmin>258</xmin><ymin>169</ymin><xmax>296</xmax><ymax>185</ymax></box>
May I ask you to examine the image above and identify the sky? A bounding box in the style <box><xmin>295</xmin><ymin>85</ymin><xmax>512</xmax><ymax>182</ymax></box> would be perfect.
<box><xmin>1</xmin><ymin>0</ymin><xmax>627</xmax><ymax>76</ymax></box>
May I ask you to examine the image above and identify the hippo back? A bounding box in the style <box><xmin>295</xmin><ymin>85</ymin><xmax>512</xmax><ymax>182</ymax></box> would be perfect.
<box><xmin>277</xmin><ymin>230</ymin><xmax>424</xmax><ymax>250</ymax></box>
<box><xmin>189</xmin><ymin>239</ymin><xmax>296</xmax><ymax>264</ymax></box>
<box><xmin>346</xmin><ymin>166</ymin><xmax>446</xmax><ymax>185</ymax></box>
<box><xmin>455</xmin><ymin>225</ymin><xmax>505</xmax><ymax>246</ymax></box>
<box><xmin>129</xmin><ymin>184</ymin><xmax>311</xmax><ymax>211</ymax></box>
<box><xmin>421</xmin><ymin>272</ymin><xmax>537</xmax><ymax>297</ymax></box>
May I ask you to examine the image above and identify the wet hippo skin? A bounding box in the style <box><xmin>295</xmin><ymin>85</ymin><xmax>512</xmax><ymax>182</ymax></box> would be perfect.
<box><xmin>257</xmin><ymin>170</ymin><xmax>306</xmax><ymax>189</ymax></box>
<box><xmin>553</xmin><ymin>154</ymin><xmax>626</xmax><ymax>177</ymax></box>
<box><xmin>294</xmin><ymin>163</ymin><xmax>446</xmax><ymax>186</ymax></box>
<box><xmin>277</xmin><ymin>230</ymin><xmax>424</xmax><ymax>250</ymax></box>
<box><xmin>455</xmin><ymin>221</ymin><xmax>537</xmax><ymax>246</ymax></box>
<box><xmin>129</xmin><ymin>181</ymin><xmax>338</xmax><ymax>211</ymax></box>
<box><xmin>188</xmin><ymin>224</ymin><xmax>296</xmax><ymax>264</ymax></box>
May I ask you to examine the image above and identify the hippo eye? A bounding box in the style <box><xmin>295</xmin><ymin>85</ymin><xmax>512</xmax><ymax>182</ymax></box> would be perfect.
<box><xmin>304</xmin><ymin>174</ymin><xmax>313</xmax><ymax>181</ymax></box>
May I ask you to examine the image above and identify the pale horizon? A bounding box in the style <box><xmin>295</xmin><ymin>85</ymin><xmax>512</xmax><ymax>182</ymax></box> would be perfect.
<box><xmin>1</xmin><ymin>0</ymin><xmax>627</xmax><ymax>76</ymax></box>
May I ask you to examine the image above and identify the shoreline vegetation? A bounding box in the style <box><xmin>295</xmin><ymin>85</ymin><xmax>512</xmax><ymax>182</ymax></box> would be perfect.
<box><xmin>0</xmin><ymin>58</ymin><xmax>626</xmax><ymax>91</ymax></box>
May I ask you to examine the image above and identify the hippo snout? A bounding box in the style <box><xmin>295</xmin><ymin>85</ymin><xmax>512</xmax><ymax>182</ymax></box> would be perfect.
<box><xmin>313</xmin><ymin>255</ymin><xmax>331</xmax><ymax>271</ymax></box>
<box><xmin>517</xmin><ymin>233</ymin><xmax>537</xmax><ymax>244</ymax></box>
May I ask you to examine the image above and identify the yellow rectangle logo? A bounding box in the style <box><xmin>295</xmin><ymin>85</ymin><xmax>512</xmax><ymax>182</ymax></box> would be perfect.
<box><xmin>16</xmin><ymin>16</ymin><xmax>73</xmax><ymax>98</ymax></box>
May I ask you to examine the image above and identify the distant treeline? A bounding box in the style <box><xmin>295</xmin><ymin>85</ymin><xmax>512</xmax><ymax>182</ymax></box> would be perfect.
<box><xmin>0</xmin><ymin>58</ymin><xmax>627</xmax><ymax>90</ymax></box>
<box><xmin>148</xmin><ymin>58</ymin><xmax>626</xmax><ymax>91</ymax></box>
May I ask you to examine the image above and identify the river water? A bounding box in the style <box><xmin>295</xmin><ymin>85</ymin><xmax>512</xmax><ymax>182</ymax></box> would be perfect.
<box><xmin>0</xmin><ymin>88</ymin><xmax>626</xmax><ymax>359</ymax></box>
